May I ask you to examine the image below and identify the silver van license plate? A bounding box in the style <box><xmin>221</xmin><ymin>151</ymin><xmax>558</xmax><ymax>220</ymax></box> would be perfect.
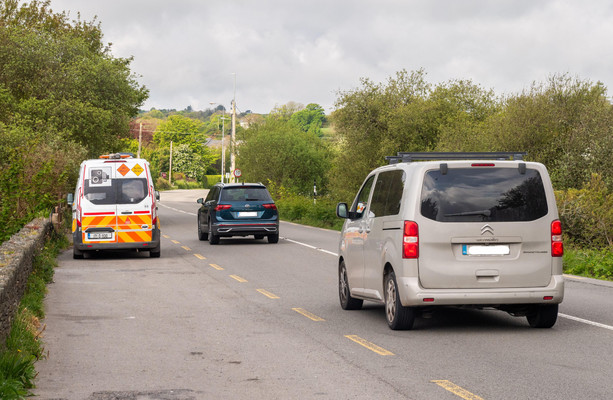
<box><xmin>463</xmin><ymin>244</ymin><xmax>510</xmax><ymax>256</ymax></box>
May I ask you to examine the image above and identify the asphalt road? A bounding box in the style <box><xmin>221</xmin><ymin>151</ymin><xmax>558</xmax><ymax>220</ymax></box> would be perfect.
<box><xmin>34</xmin><ymin>189</ymin><xmax>613</xmax><ymax>399</ymax></box>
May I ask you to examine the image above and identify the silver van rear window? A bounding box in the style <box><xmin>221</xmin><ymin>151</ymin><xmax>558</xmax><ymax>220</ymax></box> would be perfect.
<box><xmin>420</xmin><ymin>168</ymin><xmax>548</xmax><ymax>222</ymax></box>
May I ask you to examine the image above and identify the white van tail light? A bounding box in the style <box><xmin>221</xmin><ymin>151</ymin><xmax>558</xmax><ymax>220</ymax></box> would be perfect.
<box><xmin>403</xmin><ymin>221</ymin><xmax>419</xmax><ymax>259</ymax></box>
<box><xmin>551</xmin><ymin>220</ymin><xmax>563</xmax><ymax>257</ymax></box>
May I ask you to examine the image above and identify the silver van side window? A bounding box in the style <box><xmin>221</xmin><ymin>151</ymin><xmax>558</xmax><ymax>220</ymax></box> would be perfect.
<box><xmin>351</xmin><ymin>175</ymin><xmax>376</xmax><ymax>216</ymax></box>
<box><xmin>370</xmin><ymin>170</ymin><xmax>405</xmax><ymax>217</ymax></box>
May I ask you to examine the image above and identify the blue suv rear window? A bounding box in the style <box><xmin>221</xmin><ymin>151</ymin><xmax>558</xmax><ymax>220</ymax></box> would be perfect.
<box><xmin>220</xmin><ymin>187</ymin><xmax>272</xmax><ymax>202</ymax></box>
<box><xmin>420</xmin><ymin>168</ymin><xmax>548</xmax><ymax>222</ymax></box>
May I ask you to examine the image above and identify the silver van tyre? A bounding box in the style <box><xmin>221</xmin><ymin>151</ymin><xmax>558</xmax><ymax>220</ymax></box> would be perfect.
<box><xmin>385</xmin><ymin>271</ymin><xmax>415</xmax><ymax>330</ymax></box>
<box><xmin>339</xmin><ymin>261</ymin><xmax>363</xmax><ymax>310</ymax></box>
<box><xmin>208</xmin><ymin>220</ymin><xmax>220</xmax><ymax>245</ymax></box>
<box><xmin>197</xmin><ymin>215</ymin><xmax>208</xmax><ymax>241</ymax></box>
<box><xmin>526</xmin><ymin>304</ymin><xmax>558</xmax><ymax>328</ymax></box>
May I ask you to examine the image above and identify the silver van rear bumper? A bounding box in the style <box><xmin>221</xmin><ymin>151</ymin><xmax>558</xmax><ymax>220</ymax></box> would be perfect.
<box><xmin>398</xmin><ymin>275</ymin><xmax>564</xmax><ymax>306</ymax></box>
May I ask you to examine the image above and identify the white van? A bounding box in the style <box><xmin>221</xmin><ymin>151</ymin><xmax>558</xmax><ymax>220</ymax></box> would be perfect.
<box><xmin>336</xmin><ymin>152</ymin><xmax>564</xmax><ymax>330</ymax></box>
<box><xmin>68</xmin><ymin>153</ymin><xmax>161</xmax><ymax>258</ymax></box>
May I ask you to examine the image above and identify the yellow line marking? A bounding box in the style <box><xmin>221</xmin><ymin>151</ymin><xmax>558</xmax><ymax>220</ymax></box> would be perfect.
<box><xmin>344</xmin><ymin>335</ymin><xmax>394</xmax><ymax>356</ymax></box>
<box><xmin>230</xmin><ymin>275</ymin><xmax>247</xmax><ymax>283</ymax></box>
<box><xmin>257</xmin><ymin>289</ymin><xmax>280</xmax><ymax>299</ymax></box>
<box><xmin>171</xmin><ymin>240</ymin><xmax>180</xmax><ymax>244</ymax></box>
<box><xmin>162</xmin><ymin>234</ymin><xmax>171</xmax><ymax>239</ymax></box>
<box><xmin>292</xmin><ymin>308</ymin><xmax>325</xmax><ymax>321</ymax></box>
<box><xmin>181</xmin><ymin>246</ymin><xmax>191</xmax><ymax>251</ymax></box>
<box><xmin>209</xmin><ymin>263</ymin><xmax>224</xmax><ymax>270</ymax></box>
<box><xmin>431</xmin><ymin>380</ymin><xmax>484</xmax><ymax>400</ymax></box>
<box><xmin>194</xmin><ymin>254</ymin><xmax>206</xmax><ymax>260</ymax></box>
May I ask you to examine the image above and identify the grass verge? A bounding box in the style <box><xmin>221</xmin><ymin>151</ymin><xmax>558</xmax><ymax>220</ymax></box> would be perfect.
<box><xmin>0</xmin><ymin>232</ymin><xmax>67</xmax><ymax>399</ymax></box>
<box><xmin>564</xmin><ymin>247</ymin><xmax>613</xmax><ymax>281</ymax></box>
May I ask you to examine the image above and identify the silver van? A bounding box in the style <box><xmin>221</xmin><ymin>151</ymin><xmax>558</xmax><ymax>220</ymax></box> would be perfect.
<box><xmin>336</xmin><ymin>152</ymin><xmax>564</xmax><ymax>330</ymax></box>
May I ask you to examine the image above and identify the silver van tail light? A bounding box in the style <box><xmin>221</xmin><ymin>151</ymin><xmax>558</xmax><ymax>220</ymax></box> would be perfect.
<box><xmin>551</xmin><ymin>220</ymin><xmax>563</xmax><ymax>257</ymax></box>
<box><xmin>403</xmin><ymin>221</ymin><xmax>419</xmax><ymax>259</ymax></box>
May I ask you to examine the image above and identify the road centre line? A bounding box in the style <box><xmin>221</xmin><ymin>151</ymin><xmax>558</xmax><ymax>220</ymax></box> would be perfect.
<box><xmin>171</xmin><ymin>240</ymin><xmax>180</xmax><ymax>244</ymax></box>
<box><xmin>209</xmin><ymin>263</ymin><xmax>224</xmax><ymax>270</ymax></box>
<box><xmin>257</xmin><ymin>289</ymin><xmax>280</xmax><ymax>299</ymax></box>
<box><xmin>431</xmin><ymin>380</ymin><xmax>484</xmax><ymax>400</ymax></box>
<box><xmin>194</xmin><ymin>254</ymin><xmax>206</xmax><ymax>260</ymax></box>
<box><xmin>162</xmin><ymin>234</ymin><xmax>171</xmax><ymax>239</ymax></box>
<box><xmin>229</xmin><ymin>275</ymin><xmax>247</xmax><ymax>283</ymax></box>
<box><xmin>282</xmin><ymin>237</ymin><xmax>338</xmax><ymax>257</ymax></box>
<box><xmin>344</xmin><ymin>335</ymin><xmax>394</xmax><ymax>356</ymax></box>
<box><xmin>292</xmin><ymin>308</ymin><xmax>325</xmax><ymax>321</ymax></box>
<box><xmin>181</xmin><ymin>246</ymin><xmax>191</xmax><ymax>251</ymax></box>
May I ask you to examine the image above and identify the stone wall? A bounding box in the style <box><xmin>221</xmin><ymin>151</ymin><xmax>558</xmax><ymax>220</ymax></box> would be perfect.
<box><xmin>0</xmin><ymin>218</ymin><xmax>52</xmax><ymax>346</ymax></box>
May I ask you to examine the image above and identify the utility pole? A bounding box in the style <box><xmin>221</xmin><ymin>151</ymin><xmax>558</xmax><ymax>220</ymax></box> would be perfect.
<box><xmin>230</xmin><ymin>72</ymin><xmax>236</xmax><ymax>183</ymax></box>
<box><xmin>137</xmin><ymin>122</ymin><xmax>142</xmax><ymax>158</ymax></box>
<box><xmin>169</xmin><ymin>140</ymin><xmax>173</xmax><ymax>186</ymax></box>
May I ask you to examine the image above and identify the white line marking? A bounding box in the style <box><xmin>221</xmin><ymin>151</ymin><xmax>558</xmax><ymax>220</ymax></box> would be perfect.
<box><xmin>559</xmin><ymin>313</ymin><xmax>613</xmax><ymax>331</ymax></box>
<box><xmin>159</xmin><ymin>202</ymin><xmax>196</xmax><ymax>216</ymax></box>
<box><xmin>282</xmin><ymin>237</ymin><xmax>338</xmax><ymax>257</ymax></box>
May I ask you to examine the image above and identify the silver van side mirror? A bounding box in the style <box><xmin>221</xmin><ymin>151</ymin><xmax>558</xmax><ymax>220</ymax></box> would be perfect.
<box><xmin>336</xmin><ymin>203</ymin><xmax>349</xmax><ymax>218</ymax></box>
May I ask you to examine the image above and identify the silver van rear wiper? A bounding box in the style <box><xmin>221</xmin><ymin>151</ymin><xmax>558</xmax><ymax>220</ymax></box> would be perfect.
<box><xmin>444</xmin><ymin>210</ymin><xmax>491</xmax><ymax>217</ymax></box>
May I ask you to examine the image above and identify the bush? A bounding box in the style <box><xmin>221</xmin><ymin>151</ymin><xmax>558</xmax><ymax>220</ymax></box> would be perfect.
<box><xmin>276</xmin><ymin>193</ymin><xmax>344</xmax><ymax>231</ymax></box>
<box><xmin>204</xmin><ymin>175</ymin><xmax>221</xmax><ymax>188</ymax></box>
<box><xmin>556</xmin><ymin>173</ymin><xmax>613</xmax><ymax>248</ymax></box>
<box><xmin>174</xmin><ymin>179</ymin><xmax>201</xmax><ymax>189</ymax></box>
<box><xmin>155</xmin><ymin>177</ymin><xmax>172</xmax><ymax>190</ymax></box>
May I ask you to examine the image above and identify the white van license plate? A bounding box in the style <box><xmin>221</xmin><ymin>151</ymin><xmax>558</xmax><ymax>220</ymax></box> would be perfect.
<box><xmin>88</xmin><ymin>232</ymin><xmax>113</xmax><ymax>240</ymax></box>
<box><xmin>463</xmin><ymin>244</ymin><xmax>510</xmax><ymax>256</ymax></box>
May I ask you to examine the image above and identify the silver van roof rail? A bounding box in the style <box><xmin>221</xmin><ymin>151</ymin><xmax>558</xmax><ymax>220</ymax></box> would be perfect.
<box><xmin>386</xmin><ymin>152</ymin><xmax>526</xmax><ymax>164</ymax></box>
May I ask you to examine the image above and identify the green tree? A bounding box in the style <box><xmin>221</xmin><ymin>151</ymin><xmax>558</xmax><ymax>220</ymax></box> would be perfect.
<box><xmin>153</xmin><ymin>115</ymin><xmax>218</xmax><ymax>183</ymax></box>
<box><xmin>479</xmin><ymin>75</ymin><xmax>613</xmax><ymax>190</ymax></box>
<box><xmin>237</xmin><ymin>118</ymin><xmax>330</xmax><ymax>195</ymax></box>
<box><xmin>0</xmin><ymin>0</ymin><xmax>147</xmax><ymax>241</ymax></box>
<box><xmin>289</xmin><ymin>103</ymin><xmax>326</xmax><ymax>135</ymax></box>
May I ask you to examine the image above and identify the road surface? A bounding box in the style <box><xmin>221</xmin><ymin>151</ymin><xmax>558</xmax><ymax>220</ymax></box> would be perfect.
<box><xmin>34</xmin><ymin>189</ymin><xmax>613</xmax><ymax>399</ymax></box>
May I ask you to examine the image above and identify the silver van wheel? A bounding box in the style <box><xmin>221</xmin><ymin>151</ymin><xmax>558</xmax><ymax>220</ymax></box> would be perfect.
<box><xmin>526</xmin><ymin>304</ymin><xmax>558</xmax><ymax>328</ymax></box>
<box><xmin>384</xmin><ymin>271</ymin><xmax>415</xmax><ymax>330</ymax></box>
<box><xmin>339</xmin><ymin>261</ymin><xmax>362</xmax><ymax>310</ymax></box>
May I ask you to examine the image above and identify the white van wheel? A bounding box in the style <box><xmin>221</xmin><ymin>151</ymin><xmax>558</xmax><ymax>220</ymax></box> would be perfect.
<box><xmin>385</xmin><ymin>271</ymin><xmax>415</xmax><ymax>330</ymax></box>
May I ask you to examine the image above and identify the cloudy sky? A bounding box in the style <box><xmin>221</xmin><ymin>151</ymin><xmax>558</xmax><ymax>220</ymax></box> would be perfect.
<box><xmin>48</xmin><ymin>0</ymin><xmax>613</xmax><ymax>114</ymax></box>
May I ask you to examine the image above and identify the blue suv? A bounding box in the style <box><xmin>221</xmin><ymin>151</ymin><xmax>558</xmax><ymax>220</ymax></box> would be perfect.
<box><xmin>197</xmin><ymin>183</ymin><xmax>279</xmax><ymax>244</ymax></box>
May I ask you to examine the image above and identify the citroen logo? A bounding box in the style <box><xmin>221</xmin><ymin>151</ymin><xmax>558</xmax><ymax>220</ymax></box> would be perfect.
<box><xmin>481</xmin><ymin>224</ymin><xmax>494</xmax><ymax>235</ymax></box>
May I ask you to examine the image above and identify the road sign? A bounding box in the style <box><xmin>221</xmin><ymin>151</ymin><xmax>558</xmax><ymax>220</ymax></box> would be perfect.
<box><xmin>233</xmin><ymin>169</ymin><xmax>242</xmax><ymax>178</ymax></box>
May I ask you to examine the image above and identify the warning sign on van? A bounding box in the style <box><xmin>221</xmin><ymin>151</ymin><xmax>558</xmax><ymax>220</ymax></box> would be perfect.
<box><xmin>117</xmin><ymin>164</ymin><xmax>130</xmax><ymax>176</ymax></box>
<box><xmin>132</xmin><ymin>164</ymin><xmax>144</xmax><ymax>176</ymax></box>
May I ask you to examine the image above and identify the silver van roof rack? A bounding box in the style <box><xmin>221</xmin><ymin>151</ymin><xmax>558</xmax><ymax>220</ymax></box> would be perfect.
<box><xmin>386</xmin><ymin>152</ymin><xmax>526</xmax><ymax>164</ymax></box>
